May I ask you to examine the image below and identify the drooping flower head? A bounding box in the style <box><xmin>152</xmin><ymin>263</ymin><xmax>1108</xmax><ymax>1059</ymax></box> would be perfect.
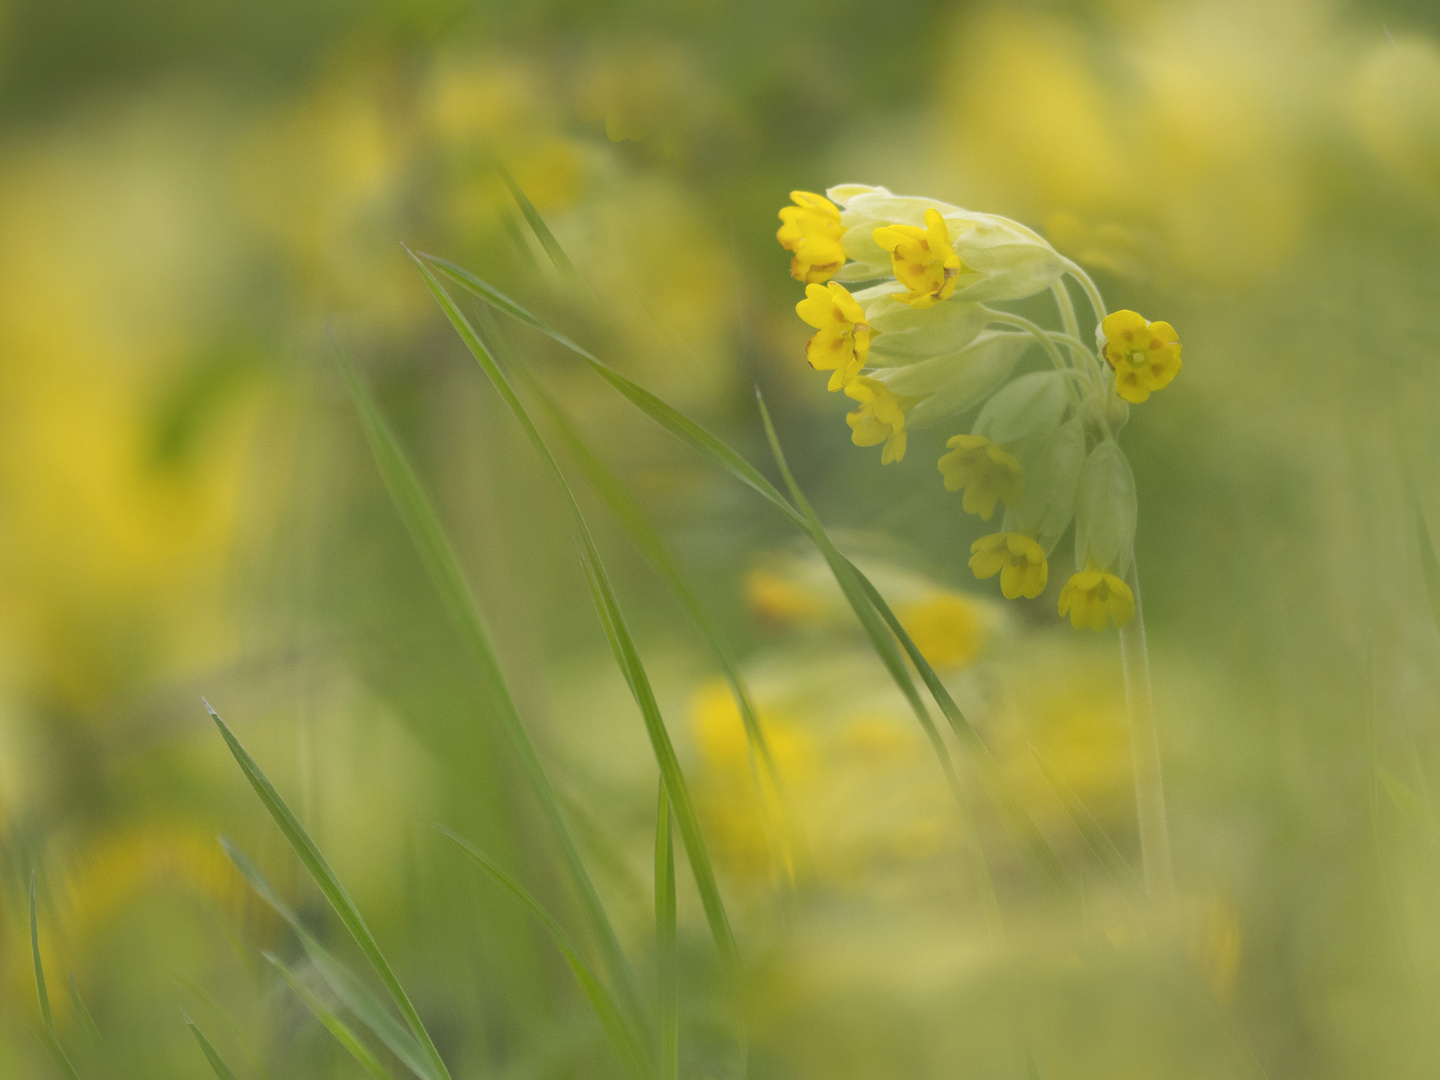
<box><xmin>1100</xmin><ymin>310</ymin><xmax>1182</xmax><ymax>404</ymax></box>
<box><xmin>969</xmin><ymin>532</ymin><xmax>1048</xmax><ymax>600</ymax></box>
<box><xmin>1058</xmin><ymin>571</ymin><xmax>1136</xmax><ymax>631</ymax></box>
<box><xmin>796</xmin><ymin>281</ymin><xmax>871</xmax><ymax>391</ymax></box>
<box><xmin>937</xmin><ymin>434</ymin><xmax>1021</xmax><ymax>521</ymax></box>
<box><xmin>873</xmin><ymin>209</ymin><xmax>964</xmax><ymax>309</ymax></box>
<box><xmin>845</xmin><ymin>376</ymin><xmax>908</xmax><ymax>465</ymax></box>
<box><xmin>777</xmin><ymin>191</ymin><xmax>847</xmax><ymax>283</ymax></box>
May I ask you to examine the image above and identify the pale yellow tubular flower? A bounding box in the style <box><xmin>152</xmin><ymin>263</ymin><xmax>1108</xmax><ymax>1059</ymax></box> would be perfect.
<box><xmin>796</xmin><ymin>281</ymin><xmax>872</xmax><ymax>391</ymax></box>
<box><xmin>1100</xmin><ymin>309</ymin><xmax>1182</xmax><ymax>404</ymax></box>
<box><xmin>1057</xmin><ymin>570</ymin><xmax>1135</xmax><ymax>631</ymax></box>
<box><xmin>777</xmin><ymin>190</ymin><xmax>847</xmax><ymax>283</ymax></box>
<box><xmin>968</xmin><ymin>532</ymin><xmax>1048</xmax><ymax>600</ymax></box>
<box><xmin>844</xmin><ymin>376</ymin><xmax>909</xmax><ymax>464</ymax></box>
<box><xmin>937</xmin><ymin>434</ymin><xmax>1021</xmax><ymax>521</ymax></box>
<box><xmin>872</xmin><ymin>208</ymin><xmax>964</xmax><ymax>309</ymax></box>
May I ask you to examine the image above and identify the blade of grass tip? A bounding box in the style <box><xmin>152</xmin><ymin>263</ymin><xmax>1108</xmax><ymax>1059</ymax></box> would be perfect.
<box><xmin>509</xmin><ymin>358</ymin><xmax>790</xmax><ymax>827</ymax></box>
<box><xmin>205</xmin><ymin>702</ymin><xmax>454</xmax><ymax>1080</ymax></box>
<box><xmin>438</xmin><ymin>827</ymin><xmax>653</xmax><ymax>1080</ymax></box>
<box><xmin>491</xmin><ymin>156</ymin><xmax>580</xmax><ymax>284</ymax></box>
<box><xmin>417</xmin><ymin>254</ymin><xmax>809</xmax><ymax>531</ymax></box>
<box><xmin>266</xmin><ymin>953</ymin><xmax>394</xmax><ymax>1080</ymax></box>
<box><xmin>1417</xmin><ymin>508</ymin><xmax>1440</xmax><ymax>638</ymax></box>
<box><xmin>221</xmin><ymin>838</ymin><xmax>438</xmax><ymax>1080</ymax></box>
<box><xmin>1032</xmin><ymin>748</ymin><xmax>1143</xmax><ymax>901</ymax></box>
<box><xmin>655</xmin><ymin>782</ymin><xmax>678</xmax><ymax>1080</ymax></box>
<box><xmin>331</xmin><ymin>345</ymin><xmax>652</xmax><ymax>1051</ymax></box>
<box><xmin>183</xmin><ymin>1013</ymin><xmax>242</xmax><ymax>1080</ymax></box>
<box><xmin>30</xmin><ymin>873</ymin><xmax>80</xmax><ymax>1080</ymax></box>
<box><xmin>409</xmin><ymin>257</ymin><xmax>740</xmax><ymax>976</ymax></box>
<box><xmin>170</xmin><ymin>968</ymin><xmax>278</xmax><ymax>1080</ymax></box>
<box><xmin>67</xmin><ymin>975</ymin><xmax>101</xmax><ymax>1042</ymax></box>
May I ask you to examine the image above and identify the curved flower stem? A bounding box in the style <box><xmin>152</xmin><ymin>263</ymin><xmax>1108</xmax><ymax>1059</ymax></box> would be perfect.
<box><xmin>981</xmin><ymin>309</ymin><xmax>1070</xmax><ymax>371</ymax></box>
<box><xmin>1049</xmin><ymin>282</ymin><xmax>1106</xmax><ymax>388</ymax></box>
<box><xmin>1060</xmin><ymin>257</ymin><xmax>1108</xmax><ymax>326</ymax></box>
<box><xmin>1119</xmin><ymin>560</ymin><xmax>1174</xmax><ymax>899</ymax></box>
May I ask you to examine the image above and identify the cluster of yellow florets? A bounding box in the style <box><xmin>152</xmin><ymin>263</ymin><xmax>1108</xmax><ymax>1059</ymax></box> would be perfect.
<box><xmin>776</xmin><ymin>185</ymin><xmax>1185</xmax><ymax>630</ymax></box>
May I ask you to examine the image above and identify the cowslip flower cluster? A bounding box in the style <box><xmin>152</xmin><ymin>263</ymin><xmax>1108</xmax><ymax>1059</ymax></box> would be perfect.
<box><xmin>777</xmin><ymin>185</ymin><xmax>1185</xmax><ymax>630</ymax></box>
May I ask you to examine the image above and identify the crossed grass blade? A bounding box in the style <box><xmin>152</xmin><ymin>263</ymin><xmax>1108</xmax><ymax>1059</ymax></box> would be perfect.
<box><xmin>332</xmin><ymin>344</ymin><xmax>652</xmax><ymax>1050</ymax></box>
<box><xmin>655</xmin><ymin>783</ymin><xmax>678</xmax><ymax>1080</ymax></box>
<box><xmin>206</xmin><ymin>704</ymin><xmax>454</xmax><ymax>1080</ymax></box>
<box><xmin>1032</xmin><ymin>748</ymin><xmax>1143</xmax><ymax>901</ymax></box>
<box><xmin>266</xmin><ymin>950</ymin><xmax>397</xmax><ymax>1080</ymax></box>
<box><xmin>438</xmin><ymin>827</ymin><xmax>653</xmax><ymax>1080</ymax></box>
<box><xmin>221</xmin><ymin>835</ymin><xmax>445</xmax><ymax>1079</ymax></box>
<box><xmin>30</xmin><ymin>873</ymin><xmax>81</xmax><ymax>1080</ymax></box>
<box><xmin>407</xmin><ymin>254</ymin><xmax>741</xmax><ymax>978</ymax></box>
<box><xmin>183</xmin><ymin>1013</ymin><xmax>243</xmax><ymax>1080</ymax></box>
<box><xmin>422</xmin><ymin>255</ymin><xmax>1077</xmax><ymax>904</ymax></box>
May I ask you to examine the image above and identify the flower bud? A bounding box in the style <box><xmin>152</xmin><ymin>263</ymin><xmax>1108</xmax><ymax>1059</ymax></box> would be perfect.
<box><xmin>862</xmin><ymin>292</ymin><xmax>989</xmax><ymax>365</ymax></box>
<box><xmin>1010</xmin><ymin>418</ymin><xmax>1086</xmax><ymax>550</ymax></box>
<box><xmin>1073</xmin><ymin>441</ymin><xmax>1137</xmax><ymax>577</ymax></box>
<box><xmin>890</xmin><ymin>331</ymin><xmax>1031</xmax><ymax>428</ymax></box>
<box><xmin>972</xmin><ymin>370</ymin><xmax>1069</xmax><ymax>446</ymax></box>
<box><xmin>948</xmin><ymin>216</ymin><xmax>1067</xmax><ymax>303</ymax></box>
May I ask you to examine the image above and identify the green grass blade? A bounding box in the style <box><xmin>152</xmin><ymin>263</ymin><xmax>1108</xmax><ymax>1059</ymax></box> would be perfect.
<box><xmin>30</xmin><ymin>874</ymin><xmax>81</xmax><ymax>1080</ymax></box>
<box><xmin>655</xmin><ymin>783</ymin><xmax>678</xmax><ymax>1080</ymax></box>
<box><xmin>266</xmin><ymin>953</ymin><xmax>394</xmax><ymax>1080</ymax></box>
<box><xmin>221</xmin><ymin>839</ymin><xmax>438</xmax><ymax>1080</ymax></box>
<box><xmin>205</xmin><ymin>703</ymin><xmax>454</xmax><ymax>1080</ymax></box>
<box><xmin>510</xmin><ymin>359</ymin><xmax>790</xmax><ymax>831</ymax></box>
<box><xmin>1032</xmin><ymin>749</ymin><xmax>1142</xmax><ymax>900</ymax></box>
<box><xmin>439</xmin><ymin>828</ymin><xmax>653</xmax><ymax>1080</ymax></box>
<box><xmin>1417</xmin><ymin>509</ymin><xmax>1440</xmax><ymax>638</ymax></box>
<box><xmin>171</xmin><ymin>967</ymin><xmax>279</xmax><ymax>1080</ymax></box>
<box><xmin>409</xmin><ymin>257</ymin><xmax>740</xmax><ymax>976</ymax></box>
<box><xmin>423</xmin><ymin>254</ymin><xmax>1072</xmax><ymax>904</ymax></box>
<box><xmin>332</xmin><ymin>344</ymin><xmax>652</xmax><ymax>1051</ymax></box>
<box><xmin>183</xmin><ymin>1013</ymin><xmax>242</xmax><ymax>1080</ymax></box>
<box><xmin>492</xmin><ymin>157</ymin><xmax>580</xmax><ymax>283</ymax></box>
<box><xmin>66</xmin><ymin>975</ymin><xmax>101</xmax><ymax>1043</ymax></box>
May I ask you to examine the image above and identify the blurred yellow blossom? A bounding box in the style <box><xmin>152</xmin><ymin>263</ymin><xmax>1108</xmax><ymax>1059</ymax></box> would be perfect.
<box><xmin>797</xmin><ymin>281</ymin><xmax>872</xmax><ymax>390</ymax></box>
<box><xmin>872</xmin><ymin>209</ymin><xmax>963</xmax><ymax>308</ymax></box>
<box><xmin>938</xmin><ymin>435</ymin><xmax>1021</xmax><ymax>521</ymax></box>
<box><xmin>745</xmin><ymin>567</ymin><xmax>829</xmax><ymax>627</ymax></box>
<box><xmin>844</xmin><ymin>377</ymin><xmax>909</xmax><ymax>464</ymax></box>
<box><xmin>968</xmin><ymin>533</ymin><xmax>1047</xmax><ymax>600</ymax></box>
<box><xmin>897</xmin><ymin>592</ymin><xmax>986</xmax><ymax>669</ymax></box>
<box><xmin>1058</xmin><ymin>570</ymin><xmax>1135</xmax><ymax>631</ymax></box>
<box><xmin>778</xmin><ymin>191</ymin><xmax>847</xmax><ymax>284</ymax></box>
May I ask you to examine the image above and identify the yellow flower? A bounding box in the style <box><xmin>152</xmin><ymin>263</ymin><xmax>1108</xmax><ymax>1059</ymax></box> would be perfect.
<box><xmin>937</xmin><ymin>434</ymin><xmax>1021</xmax><ymax>521</ymax></box>
<box><xmin>796</xmin><ymin>281</ymin><xmax>872</xmax><ymax>391</ymax></box>
<box><xmin>777</xmin><ymin>190</ymin><xmax>847</xmax><ymax>283</ymax></box>
<box><xmin>872</xmin><ymin>208</ymin><xmax>964</xmax><ymax>309</ymax></box>
<box><xmin>1058</xmin><ymin>570</ymin><xmax>1135</xmax><ymax>631</ymax></box>
<box><xmin>1100</xmin><ymin>310</ymin><xmax>1182</xmax><ymax>404</ymax></box>
<box><xmin>844</xmin><ymin>376</ymin><xmax>908</xmax><ymax>464</ymax></box>
<box><xmin>968</xmin><ymin>533</ymin><xmax>1048</xmax><ymax>600</ymax></box>
<box><xmin>899</xmin><ymin>592</ymin><xmax>986</xmax><ymax>669</ymax></box>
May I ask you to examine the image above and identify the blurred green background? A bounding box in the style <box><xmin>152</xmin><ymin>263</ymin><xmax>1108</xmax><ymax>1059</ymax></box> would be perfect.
<box><xmin>4</xmin><ymin>0</ymin><xmax>1440</xmax><ymax>1076</ymax></box>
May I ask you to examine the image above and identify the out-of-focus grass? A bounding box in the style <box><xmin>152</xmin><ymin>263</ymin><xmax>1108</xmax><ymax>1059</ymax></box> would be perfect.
<box><xmin>3</xmin><ymin>0</ymin><xmax>1440</xmax><ymax>1077</ymax></box>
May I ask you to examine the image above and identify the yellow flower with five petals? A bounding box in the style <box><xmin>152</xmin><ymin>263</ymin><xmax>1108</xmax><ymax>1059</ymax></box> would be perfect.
<box><xmin>1058</xmin><ymin>571</ymin><xmax>1135</xmax><ymax>631</ymax></box>
<box><xmin>845</xmin><ymin>376</ymin><xmax>909</xmax><ymax>465</ymax></box>
<box><xmin>1100</xmin><ymin>310</ymin><xmax>1182</xmax><ymax>404</ymax></box>
<box><xmin>796</xmin><ymin>281</ymin><xmax>871</xmax><ymax>391</ymax></box>
<box><xmin>777</xmin><ymin>191</ymin><xmax>847</xmax><ymax>283</ymax></box>
<box><xmin>873</xmin><ymin>208</ymin><xmax>964</xmax><ymax>309</ymax></box>
<box><xmin>969</xmin><ymin>532</ymin><xmax>1048</xmax><ymax>599</ymax></box>
<box><xmin>937</xmin><ymin>434</ymin><xmax>1021</xmax><ymax>521</ymax></box>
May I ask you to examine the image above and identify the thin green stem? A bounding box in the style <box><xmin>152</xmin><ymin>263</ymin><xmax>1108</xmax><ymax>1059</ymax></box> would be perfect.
<box><xmin>1059</xmin><ymin>258</ymin><xmax>1108</xmax><ymax>326</ymax></box>
<box><xmin>1118</xmin><ymin>561</ymin><xmax>1174</xmax><ymax>898</ymax></box>
<box><xmin>982</xmin><ymin>310</ymin><xmax>1070</xmax><ymax>372</ymax></box>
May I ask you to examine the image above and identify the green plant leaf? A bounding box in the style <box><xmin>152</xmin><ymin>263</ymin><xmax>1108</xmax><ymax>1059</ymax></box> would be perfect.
<box><xmin>266</xmin><ymin>952</ymin><xmax>394</xmax><ymax>1080</ymax></box>
<box><xmin>407</xmin><ymin>256</ymin><xmax>741</xmax><ymax>980</ymax></box>
<box><xmin>221</xmin><ymin>838</ymin><xmax>438</xmax><ymax>1080</ymax></box>
<box><xmin>30</xmin><ymin>873</ymin><xmax>80</xmax><ymax>1080</ymax></box>
<box><xmin>439</xmin><ymin>827</ymin><xmax>653</xmax><ymax>1080</ymax></box>
<box><xmin>183</xmin><ymin>1013</ymin><xmax>242</xmax><ymax>1080</ymax></box>
<box><xmin>205</xmin><ymin>703</ymin><xmax>454</xmax><ymax>1080</ymax></box>
<box><xmin>332</xmin><ymin>343</ymin><xmax>652</xmax><ymax>1050</ymax></box>
<box><xmin>655</xmin><ymin>783</ymin><xmax>678</xmax><ymax>1080</ymax></box>
<box><xmin>491</xmin><ymin>156</ymin><xmax>580</xmax><ymax>284</ymax></box>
